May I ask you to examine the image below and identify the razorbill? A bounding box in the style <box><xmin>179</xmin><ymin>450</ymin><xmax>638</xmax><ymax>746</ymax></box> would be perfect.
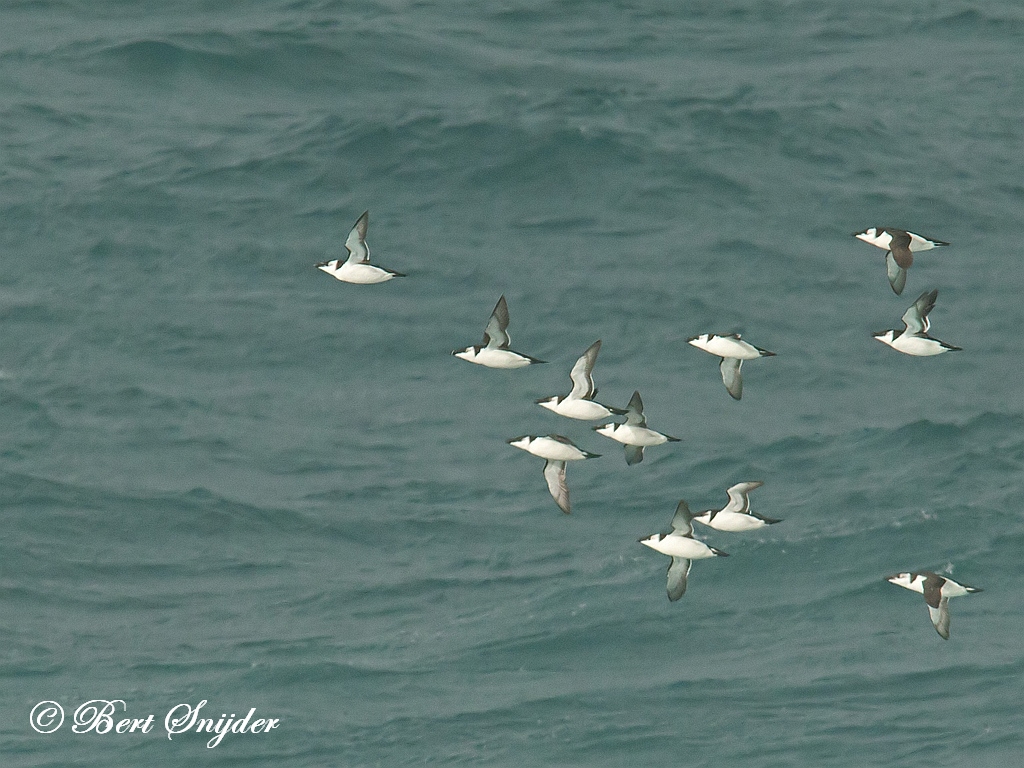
<box><xmin>873</xmin><ymin>289</ymin><xmax>961</xmax><ymax>356</ymax></box>
<box><xmin>686</xmin><ymin>333</ymin><xmax>775</xmax><ymax>400</ymax></box>
<box><xmin>693</xmin><ymin>481</ymin><xmax>780</xmax><ymax>531</ymax></box>
<box><xmin>507</xmin><ymin>435</ymin><xmax>600</xmax><ymax>514</ymax></box>
<box><xmin>315</xmin><ymin>211</ymin><xmax>405</xmax><ymax>284</ymax></box>
<box><xmin>593</xmin><ymin>390</ymin><xmax>679</xmax><ymax>465</ymax></box>
<box><xmin>886</xmin><ymin>571</ymin><xmax>982</xmax><ymax>639</ymax></box>
<box><xmin>536</xmin><ymin>340</ymin><xmax>627</xmax><ymax>420</ymax></box>
<box><xmin>639</xmin><ymin>500</ymin><xmax>729</xmax><ymax>601</ymax></box>
<box><xmin>452</xmin><ymin>295</ymin><xmax>546</xmax><ymax>368</ymax></box>
<box><xmin>852</xmin><ymin>227</ymin><xmax>949</xmax><ymax>295</ymax></box>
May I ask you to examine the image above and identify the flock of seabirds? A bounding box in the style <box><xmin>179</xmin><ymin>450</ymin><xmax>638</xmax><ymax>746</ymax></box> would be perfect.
<box><xmin>316</xmin><ymin>212</ymin><xmax>981</xmax><ymax>640</ymax></box>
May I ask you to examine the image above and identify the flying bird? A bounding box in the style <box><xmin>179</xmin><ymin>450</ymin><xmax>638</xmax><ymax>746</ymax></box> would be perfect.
<box><xmin>692</xmin><ymin>481</ymin><xmax>780</xmax><ymax>531</ymax></box>
<box><xmin>687</xmin><ymin>333</ymin><xmax>775</xmax><ymax>400</ymax></box>
<box><xmin>536</xmin><ymin>340</ymin><xmax>626</xmax><ymax>420</ymax></box>
<box><xmin>852</xmin><ymin>227</ymin><xmax>949</xmax><ymax>295</ymax></box>
<box><xmin>639</xmin><ymin>500</ymin><xmax>729</xmax><ymax>601</ymax></box>
<box><xmin>886</xmin><ymin>571</ymin><xmax>981</xmax><ymax>639</ymax></box>
<box><xmin>507</xmin><ymin>435</ymin><xmax>600</xmax><ymax>514</ymax></box>
<box><xmin>593</xmin><ymin>390</ymin><xmax>679</xmax><ymax>465</ymax></box>
<box><xmin>452</xmin><ymin>295</ymin><xmax>546</xmax><ymax>368</ymax></box>
<box><xmin>873</xmin><ymin>289</ymin><xmax>960</xmax><ymax>356</ymax></box>
<box><xmin>316</xmin><ymin>211</ymin><xmax>405</xmax><ymax>284</ymax></box>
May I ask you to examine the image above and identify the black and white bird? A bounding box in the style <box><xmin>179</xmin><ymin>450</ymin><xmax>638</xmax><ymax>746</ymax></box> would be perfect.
<box><xmin>852</xmin><ymin>227</ymin><xmax>949</xmax><ymax>295</ymax></box>
<box><xmin>593</xmin><ymin>390</ymin><xmax>679</xmax><ymax>465</ymax></box>
<box><xmin>453</xmin><ymin>295</ymin><xmax>546</xmax><ymax>368</ymax></box>
<box><xmin>692</xmin><ymin>481</ymin><xmax>780</xmax><ymax>531</ymax></box>
<box><xmin>316</xmin><ymin>211</ymin><xmax>405</xmax><ymax>283</ymax></box>
<box><xmin>536</xmin><ymin>340</ymin><xmax>626</xmax><ymax>420</ymax></box>
<box><xmin>873</xmin><ymin>289</ymin><xmax>960</xmax><ymax>356</ymax></box>
<box><xmin>687</xmin><ymin>333</ymin><xmax>775</xmax><ymax>400</ymax></box>
<box><xmin>886</xmin><ymin>571</ymin><xmax>982</xmax><ymax>639</ymax></box>
<box><xmin>507</xmin><ymin>435</ymin><xmax>600</xmax><ymax>514</ymax></box>
<box><xmin>639</xmin><ymin>500</ymin><xmax>729</xmax><ymax>601</ymax></box>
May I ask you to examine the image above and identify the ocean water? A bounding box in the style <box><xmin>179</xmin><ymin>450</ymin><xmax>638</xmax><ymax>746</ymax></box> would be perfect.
<box><xmin>2</xmin><ymin>0</ymin><xmax>1023</xmax><ymax>765</ymax></box>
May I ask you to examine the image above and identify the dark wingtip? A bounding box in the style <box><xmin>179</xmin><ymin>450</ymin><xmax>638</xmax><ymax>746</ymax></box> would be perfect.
<box><xmin>713</xmin><ymin>549</ymin><xmax>730</xmax><ymax>557</ymax></box>
<box><xmin>607</xmin><ymin>406</ymin><xmax>628</xmax><ymax>416</ymax></box>
<box><xmin>666</xmin><ymin>436</ymin><xmax>681</xmax><ymax>442</ymax></box>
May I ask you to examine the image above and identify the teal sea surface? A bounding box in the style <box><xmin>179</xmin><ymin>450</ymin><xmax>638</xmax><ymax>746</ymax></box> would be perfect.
<box><xmin>2</xmin><ymin>1</ymin><xmax>1023</xmax><ymax>765</ymax></box>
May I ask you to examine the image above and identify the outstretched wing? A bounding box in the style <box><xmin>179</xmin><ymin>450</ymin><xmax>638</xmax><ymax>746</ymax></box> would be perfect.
<box><xmin>344</xmin><ymin>211</ymin><xmax>370</xmax><ymax>265</ymax></box>
<box><xmin>901</xmin><ymin>290</ymin><xmax>937</xmax><ymax>335</ymax></box>
<box><xmin>624</xmin><ymin>445</ymin><xmax>644</xmax><ymax>466</ymax></box>
<box><xmin>927</xmin><ymin>597</ymin><xmax>951</xmax><ymax>640</ymax></box>
<box><xmin>724</xmin><ymin>481</ymin><xmax>763</xmax><ymax>513</ymax></box>
<box><xmin>888</xmin><ymin>229</ymin><xmax>914</xmax><ymax>269</ymax></box>
<box><xmin>719</xmin><ymin>357</ymin><xmax>743</xmax><ymax>400</ymax></box>
<box><xmin>567</xmin><ymin>340</ymin><xmax>601</xmax><ymax>400</ymax></box>
<box><xmin>623</xmin><ymin>390</ymin><xmax>646</xmax><ymax>427</ymax></box>
<box><xmin>543</xmin><ymin>460</ymin><xmax>570</xmax><ymax>514</ymax></box>
<box><xmin>670</xmin><ymin>500</ymin><xmax>695</xmax><ymax>537</ymax></box>
<box><xmin>886</xmin><ymin>252</ymin><xmax>907</xmax><ymax>295</ymax></box>
<box><xmin>482</xmin><ymin>295</ymin><xmax>512</xmax><ymax>349</ymax></box>
<box><xmin>666</xmin><ymin>557</ymin><xmax>692</xmax><ymax>601</ymax></box>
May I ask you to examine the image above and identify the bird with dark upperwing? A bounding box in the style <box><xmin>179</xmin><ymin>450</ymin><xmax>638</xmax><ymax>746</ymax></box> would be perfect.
<box><xmin>852</xmin><ymin>227</ymin><xmax>949</xmax><ymax>295</ymax></box>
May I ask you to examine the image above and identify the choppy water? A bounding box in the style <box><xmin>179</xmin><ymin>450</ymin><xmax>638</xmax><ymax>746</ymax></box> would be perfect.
<box><xmin>2</xmin><ymin>1</ymin><xmax>1023</xmax><ymax>765</ymax></box>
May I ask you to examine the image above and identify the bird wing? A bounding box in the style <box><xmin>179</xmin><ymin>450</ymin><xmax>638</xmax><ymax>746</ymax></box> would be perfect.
<box><xmin>670</xmin><ymin>500</ymin><xmax>695</xmax><ymax>537</ymax></box>
<box><xmin>724</xmin><ymin>481</ymin><xmax>764</xmax><ymax>513</ymax></box>
<box><xmin>719</xmin><ymin>357</ymin><xmax>743</xmax><ymax>400</ymax></box>
<box><xmin>624</xmin><ymin>445</ymin><xmax>644</xmax><ymax>466</ymax></box>
<box><xmin>886</xmin><ymin>251</ymin><xmax>907</xmax><ymax>295</ymax></box>
<box><xmin>624</xmin><ymin>390</ymin><xmax>646</xmax><ymax>427</ymax></box>
<box><xmin>542</xmin><ymin>460</ymin><xmax>570</xmax><ymax>514</ymax></box>
<box><xmin>343</xmin><ymin>211</ymin><xmax>370</xmax><ymax>265</ymax></box>
<box><xmin>928</xmin><ymin>597</ymin><xmax>951</xmax><ymax>640</ymax></box>
<box><xmin>567</xmin><ymin>340</ymin><xmax>601</xmax><ymax>400</ymax></box>
<box><xmin>482</xmin><ymin>295</ymin><xmax>512</xmax><ymax>349</ymax></box>
<box><xmin>902</xmin><ymin>290</ymin><xmax>937</xmax><ymax>335</ymax></box>
<box><xmin>666</xmin><ymin>557</ymin><xmax>692</xmax><ymax>601</ymax></box>
<box><xmin>888</xmin><ymin>229</ymin><xmax>914</xmax><ymax>269</ymax></box>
